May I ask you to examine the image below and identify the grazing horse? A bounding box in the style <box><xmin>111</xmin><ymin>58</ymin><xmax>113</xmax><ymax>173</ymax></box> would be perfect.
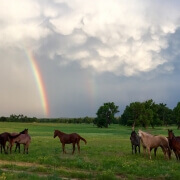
<box><xmin>9</xmin><ymin>129</ymin><xmax>31</xmax><ymax>154</ymax></box>
<box><xmin>168</xmin><ymin>129</ymin><xmax>180</xmax><ymax>160</ymax></box>
<box><xmin>0</xmin><ymin>132</ymin><xmax>21</xmax><ymax>154</ymax></box>
<box><xmin>130</xmin><ymin>131</ymin><xmax>140</xmax><ymax>154</ymax></box>
<box><xmin>54</xmin><ymin>130</ymin><xmax>87</xmax><ymax>154</ymax></box>
<box><xmin>10</xmin><ymin>129</ymin><xmax>28</xmax><ymax>153</ymax></box>
<box><xmin>138</xmin><ymin>130</ymin><xmax>171</xmax><ymax>160</ymax></box>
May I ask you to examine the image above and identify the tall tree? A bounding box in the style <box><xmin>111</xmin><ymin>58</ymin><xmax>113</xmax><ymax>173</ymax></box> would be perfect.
<box><xmin>94</xmin><ymin>102</ymin><xmax>119</xmax><ymax>128</ymax></box>
<box><xmin>173</xmin><ymin>102</ymin><xmax>180</xmax><ymax>129</ymax></box>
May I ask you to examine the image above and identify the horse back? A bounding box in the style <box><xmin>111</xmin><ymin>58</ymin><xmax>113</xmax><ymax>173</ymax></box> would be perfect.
<box><xmin>60</xmin><ymin>133</ymin><xmax>80</xmax><ymax>144</ymax></box>
<box><xmin>12</xmin><ymin>134</ymin><xmax>31</xmax><ymax>144</ymax></box>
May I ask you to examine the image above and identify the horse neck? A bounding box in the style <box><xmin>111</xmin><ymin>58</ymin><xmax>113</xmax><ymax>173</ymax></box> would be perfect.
<box><xmin>57</xmin><ymin>131</ymin><xmax>64</xmax><ymax>138</ymax></box>
<box><xmin>169</xmin><ymin>132</ymin><xmax>175</xmax><ymax>140</ymax></box>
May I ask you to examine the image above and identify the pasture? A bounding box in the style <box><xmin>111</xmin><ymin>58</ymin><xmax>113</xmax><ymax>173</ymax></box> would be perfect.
<box><xmin>0</xmin><ymin>122</ymin><xmax>180</xmax><ymax>180</ymax></box>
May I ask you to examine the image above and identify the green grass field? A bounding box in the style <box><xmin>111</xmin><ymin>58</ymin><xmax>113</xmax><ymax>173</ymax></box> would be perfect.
<box><xmin>0</xmin><ymin>122</ymin><xmax>180</xmax><ymax>180</ymax></box>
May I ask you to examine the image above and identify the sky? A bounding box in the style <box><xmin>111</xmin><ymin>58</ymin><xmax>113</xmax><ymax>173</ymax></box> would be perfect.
<box><xmin>0</xmin><ymin>0</ymin><xmax>180</xmax><ymax>118</ymax></box>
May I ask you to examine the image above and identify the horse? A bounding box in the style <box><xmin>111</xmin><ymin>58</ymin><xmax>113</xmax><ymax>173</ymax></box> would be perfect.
<box><xmin>138</xmin><ymin>130</ymin><xmax>171</xmax><ymax>160</ymax></box>
<box><xmin>168</xmin><ymin>129</ymin><xmax>180</xmax><ymax>160</ymax></box>
<box><xmin>0</xmin><ymin>132</ymin><xmax>22</xmax><ymax>154</ymax></box>
<box><xmin>54</xmin><ymin>130</ymin><xmax>87</xmax><ymax>154</ymax></box>
<box><xmin>130</xmin><ymin>131</ymin><xmax>140</xmax><ymax>154</ymax></box>
<box><xmin>9</xmin><ymin>129</ymin><xmax>31</xmax><ymax>154</ymax></box>
<box><xmin>10</xmin><ymin>129</ymin><xmax>28</xmax><ymax>153</ymax></box>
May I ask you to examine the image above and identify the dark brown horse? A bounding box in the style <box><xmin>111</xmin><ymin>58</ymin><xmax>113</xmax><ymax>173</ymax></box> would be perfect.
<box><xmin>9</xmin><ymin>129</ymin><xmax>31</xmax><ymax>154</ymax></box>
<box><xmin>0</xmin><ymin>132</ymin><xmax>21</xmax><ymax>154</ymax></box>
<box><xmin>130</xmin><ymin>131</ymin><xmax>140</xmax><ymax>154</ymax></box>
<box><xmin>10</xmin><ymin>129</ymin><xmax>28</xmax><ymax>153</ymax></box>
<box><xmin>168</xmin><ymin>129</ymin><xmax>180</xmax><ymax>160</ymax></box>
<box><xmin>54</xmin><ymin>130</ymin><xmax>87</xmax><ymax>154</ymax></box>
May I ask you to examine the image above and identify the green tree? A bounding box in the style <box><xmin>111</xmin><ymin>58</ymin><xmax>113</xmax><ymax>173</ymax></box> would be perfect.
<box><xmin>173</xmin><ymin>102</ymin><xmax>180</xmax><ymax>129</ymax></box>
<box><xmin>94</xmin><ymin>102</ymin><xmax>119</xmax><ymax>128</ymax></box>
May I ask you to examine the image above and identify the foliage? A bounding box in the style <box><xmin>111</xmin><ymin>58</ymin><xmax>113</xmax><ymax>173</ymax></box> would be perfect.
<box><xmin>94</xmin><ymin>102</ymin><xmax>119</xmax><ymax>128</ymax></box>
<box><xmin>173</xmin><ymin>102</ymin><xmax>180</xmax><ymax>129</ymax></box>
<box><xmin>1</xmin><ymin>99</ymin><xmax>180</xmax><ymax>128</ymax></box>
<box><xmin>0</xmin><ymin>115</ymin><xmax>94</xmax><ymax>124</ymax></box>
<box><xmin>120</xmin><ymin>99</ymin><xmax>177</xmax><ymax>128</ymax></box>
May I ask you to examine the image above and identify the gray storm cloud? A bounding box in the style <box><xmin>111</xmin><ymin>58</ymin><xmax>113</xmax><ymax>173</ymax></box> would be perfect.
<box><xmin>0</xmin><ymin>0</ymin><xmax>180</xmax><ymax>117</ymax></box>
<box><xmin>0</xmin><ymin>0</ymin><xmax>180</xmax><ymax>77</ymax></box>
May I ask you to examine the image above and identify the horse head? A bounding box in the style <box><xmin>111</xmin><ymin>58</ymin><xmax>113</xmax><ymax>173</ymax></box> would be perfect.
<box><xmin>138</xmin><ymin>130</ymin><xmax>143</xmax><ymax>137</ymax></box>
<box><xmin>168</xmin><ymin>129</ymin><xmax>174</xmax><ymax>139</ymax></box>
<box><xmin>20</xmin><ymin>129</ymin><xmax>28</xmax><ymax>134</ymax></box>
<box><xmin>54</xmin><ymin>130</ymin><xmax>58</xmax><ymax>138</ymax></box>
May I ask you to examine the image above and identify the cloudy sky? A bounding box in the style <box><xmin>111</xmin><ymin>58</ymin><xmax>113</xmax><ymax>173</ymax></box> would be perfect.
<box><xmin>1</xmin><ymin>0</ymin><xmax>180</xmax><ymax>118</ymax></box>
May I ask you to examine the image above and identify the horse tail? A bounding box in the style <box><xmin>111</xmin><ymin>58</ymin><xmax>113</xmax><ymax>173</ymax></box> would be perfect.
<box><xmin>79</xmin><ymin>136</ymin><xmax>87</xmax><ymax>144</ymax></box>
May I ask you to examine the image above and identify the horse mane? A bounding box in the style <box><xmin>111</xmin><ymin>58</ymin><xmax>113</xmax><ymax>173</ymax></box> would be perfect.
<box><xmin>139</xmin><ymin>130</ymin><xmax>153</xmax><ymax>137</ymax></box>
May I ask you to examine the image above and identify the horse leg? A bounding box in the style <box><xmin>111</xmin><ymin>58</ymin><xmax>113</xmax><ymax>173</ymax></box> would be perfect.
<box><xmin>15</xmin><ymin>143</ymin><xmax>17</xmax><ymax>152</ymax></box>
<box><xmin>18</xmin><ymin>143</ymin><xmax>20</xmax><ymax>153</ymax></box>
<box><xmin>161</xmin><ymin>146</ymin><xmax>169</xmax><ymax>159</ymax></box>
<box><xmin>131</xmin><ymin>144</ymin><xmax>133</xmax><ymax>154</ymax></box>
<box><xmin>143</xmin><ymin>146</ymin><xmax>146</xmax><ymax>156</ymax></box>
<box><xmin>154</xmin><ymin>148</ymin><xmax>157</xmax><ymax>157</ymax></box>
<box><xmin>15</xmin><ymin>143</ymin><xmax>20</xmax><ymax>153</ymax></box>
<box><xmin>147</xmin><ymin>148</ymin><xmax>151</xmax><ymax>159</ymax></box>
<box><xmin>62</xmin><ymin>144</ymin><xmax>66</xmax><ymax>154</ymax></box>
<box><xmin>9</xmin><ymin>142</ymin><xmax>15</xmax><ymax>154</ymax></box>
<box><xmin>25</xmin><ymin>144</ymin><xmax>29</xmax><ymax>154</ymax></box>
<box><xmin>3</xmin><ymin>143</ymin><xmax>7</xmax><ymax>154</ymax></box>
<box><xmin>166</xmin><ymin>147</ymin><xmax>171</xmax><ymax>159</ymax></box>
<box><xmin>77</xmin><ymin>142</ymin><xmax>80</xmax><ymax>153</ymax></box>
<box><xmin>23</xmin><ymin>144</ymin><xmax>26</xmax><ymax>154</ymax></box>
<box><xmin>72</xmin><ymin>143</ymin><xmax>75</xmax><ymax>154</ymax></box>
<box><xmin>135</xmin><ymin>145</ymin><xmax>137</xmax><ymax>154</ymax></box>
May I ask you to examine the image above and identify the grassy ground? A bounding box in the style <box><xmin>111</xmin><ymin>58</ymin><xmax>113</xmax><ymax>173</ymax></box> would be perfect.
<box><xmin>0</xmin><ymin>122</ymin><xmax>180</xmax><ymax>180</ymax></box>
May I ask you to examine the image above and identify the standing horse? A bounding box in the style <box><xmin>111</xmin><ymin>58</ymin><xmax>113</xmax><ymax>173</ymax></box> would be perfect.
<box><xmin>130</xmin><ymin>131</ymin><xmax>140</xmax><ymax>154</ymax></box>
<box><xmin>54</xmin><ymin>130</ymin><xmax>87</xmax><ymax>154</ymax></box>
<box><xmin>10</xmin><ymin>129</ymin><xmax>28</xmax><ymax>153</ymax></box>
<box><xmin>0</xmin><ymin>132</ymin><xmax>21</xmax><ymax>154</ymax></box>
<box><xmin>168</xmin><ymin>129</ymin><xmax>180</xmax><ymax>160</ymax></box>
<box><xmin>138</xmin><ymin>130</ymin><xmax>171</xmax><ymax>159</ymax></box>
<box><xmin>9</xmin><ymin>129</ymin><xmax>31</xmax><ymax>154</ymax></box>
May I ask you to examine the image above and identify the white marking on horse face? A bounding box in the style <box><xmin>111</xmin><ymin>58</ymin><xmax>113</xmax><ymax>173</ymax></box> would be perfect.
<box><xmin>138</xmin><ymin>130</ymin><xmax>142</xmax><ymax>137</ymax></box>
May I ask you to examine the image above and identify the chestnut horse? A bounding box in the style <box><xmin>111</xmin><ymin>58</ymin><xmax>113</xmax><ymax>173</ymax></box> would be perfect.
<box><xmin>168</xmin><ymin>129</ymin><xmax>180</xmax><ymax>160</ymax></box>
<box><xmin>9</xmin><ymin>129</ymin><xmax>31</xmax><ymax>154</ymax></box>
<box><xmin>54</xmin><ymin>130</ymin><xmax>87</xmax><ymax>154</ymax></box>
<box><xmin>138</xmin><ymin>130</ymin><xmax>171</xmax><ymax>159</ymax></box>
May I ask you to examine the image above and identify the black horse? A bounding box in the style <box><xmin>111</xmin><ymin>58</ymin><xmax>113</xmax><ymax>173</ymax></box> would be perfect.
<box><xmin>130</xmin><ymin>130</ymin><xmax>140</xmax><ymax>154</ymax></box>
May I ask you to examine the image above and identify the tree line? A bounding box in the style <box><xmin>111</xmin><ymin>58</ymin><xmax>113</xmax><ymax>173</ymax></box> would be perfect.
<box><xmin>0</xmin><ymin>114</ymin><xmax>94</xmax><ymax>124</ymax></box>
<box><xmin>93</xmin><ymin>100</ymin><xmax>180</xmax><ymax>128</ymax></box>
<box><xmin>120</xmin><ymin>99</ymin><xmax>180</xmax><ymax>128</ymax></box>
<box><xmin>0</xmin><ymin>99</ymin><xmax>180</xmax><ymax>128</ymax></box>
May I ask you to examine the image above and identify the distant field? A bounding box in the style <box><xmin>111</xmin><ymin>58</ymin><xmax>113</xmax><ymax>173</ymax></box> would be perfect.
<box><xmin>0</xmin><ymin>122</ymin><xmax>180</xmax><ymax>180</ymax></box>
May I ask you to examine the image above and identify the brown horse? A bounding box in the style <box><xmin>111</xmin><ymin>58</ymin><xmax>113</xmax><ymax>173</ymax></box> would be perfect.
<box><xmin>0</xmin><ymin>132</ymin><xmax>21</xmax><ymax>154</ymax></box>
<box><xmin>10</xmin><ymin>129</ymin><xmax>28</xmax><ymax>153</ymax></box>
<box><xmin>138</xmin><ymin>130</ymin><xmax>171</xmax><ymax>159</ymax></box>
<box><xmin>54</xmin><ymin>130</ymin><xmax>87</xmax><ymax>154</ymax></box>
<box><xmin>9</xmin><ymin>129</ymin><xmax>31</xmax><ymax>154</ymax></box>
<box><xmin>168</xmin><ymin>129</ymin><xmax>180</xmax><ymax>160</ymax></box>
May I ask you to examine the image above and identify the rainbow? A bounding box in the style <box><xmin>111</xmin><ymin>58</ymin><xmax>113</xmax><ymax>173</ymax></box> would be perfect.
<box><xmin>25</xmin><ymin>49</ymin><xmax>49</xmax><ymax>117</ymax></box>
